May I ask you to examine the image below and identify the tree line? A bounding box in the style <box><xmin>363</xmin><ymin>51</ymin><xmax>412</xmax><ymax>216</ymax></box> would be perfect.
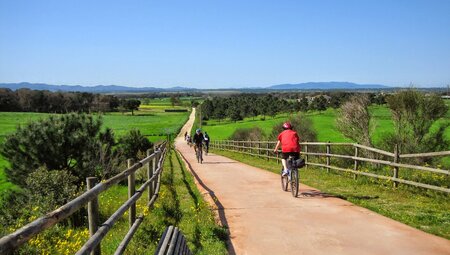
<box><xmin>200</xmin><ymin>93</ymin><xmax>387</xmax><ymax>122</ymax></box>
<box><xmin>0</xmin><ymin>88</ymin><xmax>143</xmax><ymax>113</ymax></box>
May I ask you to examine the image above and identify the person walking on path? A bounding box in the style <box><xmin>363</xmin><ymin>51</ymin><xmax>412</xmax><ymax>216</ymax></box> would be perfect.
<box><xmin>273</xmin><ymin>122</ymin><xmax>301</xmax><ymax>176</ymax></box>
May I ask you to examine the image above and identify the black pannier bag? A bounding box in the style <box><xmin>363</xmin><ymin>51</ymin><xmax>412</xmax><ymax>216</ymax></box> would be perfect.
<box><xmin>294</xmin><ymin>158</ymin><xmax>305</xmax><ymax>168</ymax></box>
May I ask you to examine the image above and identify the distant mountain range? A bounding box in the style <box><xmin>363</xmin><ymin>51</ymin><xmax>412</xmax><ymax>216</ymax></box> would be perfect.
<box><xmin>0</xmin><ymin>82</ymin><xmax>195</xmax><ymax>93</ymax></box>
<box><xmin>267</xmin><ymin>82</ymin><xmax>389</xmax><ymax>90</ymax></box>
<box><xmin>0</xmin><ymin>81</ymin><xmax>392</xmax><ymax>93</ymax></box>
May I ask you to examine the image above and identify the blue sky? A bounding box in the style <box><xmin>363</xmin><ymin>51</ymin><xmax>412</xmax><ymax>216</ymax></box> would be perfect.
<box><xmin>1</xmin><ymin>0</ymin><xmax>449</xmax><ymax>88</ymax></box>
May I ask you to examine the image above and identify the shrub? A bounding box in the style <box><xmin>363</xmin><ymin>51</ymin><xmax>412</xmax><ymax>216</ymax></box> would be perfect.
<box><xmin>119</xmin><ymin>129</ymin><xmax>154</xmax><ymax>160</ymax></box>
<box><xmin>229</xmin><ymin>127</ymin><xmax>264</xmax><ymax>141</ymax></box>
<box><xmin>269</xmin><ymin>114</ymin><xmax>317</xmax><ymax>142</ymax></box>
<box><xmin>25</xmin><ymin>168</ymin><xmax>79</xmax><ymax>213</ymax></box>
<box><xmin>384</xmin><ymin>89</ymin><xmax>449</xmax><ymax>154</ymax></box>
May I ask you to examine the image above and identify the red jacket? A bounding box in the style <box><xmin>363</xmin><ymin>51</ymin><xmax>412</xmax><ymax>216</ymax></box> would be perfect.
<box><xmin>278</xmin><ymin>130</ymin><xmax>301</xmax><ymax>153</ymax></box>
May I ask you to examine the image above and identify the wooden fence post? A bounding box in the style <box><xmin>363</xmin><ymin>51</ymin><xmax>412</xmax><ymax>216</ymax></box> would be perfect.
<box><xmin>147</xmin><ymin>149</ymin><xmax>153</xmax><ymax>205</ymax></box>
<box><xmin>326</xmin><ymin>141</ymin><xmax>331</xmax><ymax>173</ymax></box>
<box><xmin>305</xmin><ymin>142</ymin><xmax>308</xmax><ymax>169</ymax></box>
<box><xmin>87</xmin><ymin>177</ymin><xmax>101</xmax><ymax>255</ymax></box>
<box><xmin>354</xmin><ymin>145</ymin><xmax>359</xmax><ymax>180</ymax></box>
<box><xmin>153</xmin><ymin>145</ymin><xmax>159</xmax><ymax>195</ymax></box>
<box><xmin>266</xmin><ymin>142</ymin><xmax>270</xmax><ymax>161</ymax></box>
<box><xmin>393</xmin><ymin>144</ymin><xmax>399</xmax><ymax>188</ymax></box>
<box><xmin>127</xmin><ymin>159</ymin><xmax>136</xmax><ymax>228</ymax></box>
<box><xmin>258</xmin><ymin>142</ymin><xmax>261</xmax><ymax>158</ymax></box>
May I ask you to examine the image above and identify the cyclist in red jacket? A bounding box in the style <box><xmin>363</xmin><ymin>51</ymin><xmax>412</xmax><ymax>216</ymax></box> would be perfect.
<box><xmin>273</xmin><ymin>122</ymin><xmax>301</xmax><ymax>176</ymax></box>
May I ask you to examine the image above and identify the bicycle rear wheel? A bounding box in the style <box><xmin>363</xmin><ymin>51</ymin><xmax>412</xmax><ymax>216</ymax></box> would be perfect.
<box><xmin>290</xmin><ymin>169</ymin><xmax>299</xmax><ymax>197</ymax></box>
<box><xmin>281</xmin><ymin>170</ymin><xmax>288</xmax><ymax>191</ymax></box>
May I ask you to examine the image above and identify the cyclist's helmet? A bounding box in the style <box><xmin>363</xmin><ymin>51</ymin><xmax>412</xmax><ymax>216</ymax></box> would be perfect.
<box><xmin>196</xmin><ymin>128</ymin><xmax>201</xmax><ymax>133</ymax></box>
<box><xmin>282</xmin><ymin>122</ymin><xmax>292</xmax><ymax>130</ymax></box>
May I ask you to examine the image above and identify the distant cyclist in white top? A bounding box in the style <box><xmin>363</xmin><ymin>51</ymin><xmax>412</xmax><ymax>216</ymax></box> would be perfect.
<box><xmin>204</xmin><ymin>131</ymin><xmax>210</xmax><ymax>154</ymax></box>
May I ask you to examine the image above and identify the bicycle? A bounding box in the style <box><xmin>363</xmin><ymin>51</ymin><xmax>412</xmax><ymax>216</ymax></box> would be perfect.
<box><xmin>280</xmin><ymin>155</ymin><xmax>305</xmax><ymax>197</ymax></box>
<box><xmin>204</xmin><ymin>141</ymin><xmax>209</xmax><ymax>156</ymax></box>
<box><xmin>195</xmin><ymin>144</ymin><xmax>203</xmax><ymax>163</ymax></box>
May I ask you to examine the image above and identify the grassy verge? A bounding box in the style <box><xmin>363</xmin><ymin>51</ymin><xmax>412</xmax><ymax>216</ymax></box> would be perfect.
<box><xmin>211</xmin><ymin>148</ymin><xmax>450</xmax><ymax>240</ymax></box>
<box><xmin>108</xmin><ymin>149</ymin><xmax>228</xmax><ymax>254</ymax></box>
<box><xmin>13</xmin><ymin>148</ymin><xmax>228</xmax><ymax>254</ymax></box>
<box><xmin>98</xmin><ymin>148</ymin><xmax>228</xmax><ymax>254</ymax></box>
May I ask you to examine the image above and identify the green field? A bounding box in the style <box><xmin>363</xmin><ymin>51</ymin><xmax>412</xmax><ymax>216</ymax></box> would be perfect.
<box><xmin>200</xmin><ymin>106</ymin><xmax>385</xmax><ymax>142</ymax></box>
<box><xmin>201</xmin><ymin>104</ymin><xmax>449</xmax><ymax>145</ymax></box>
<box><xmin>143</xmin><ymin>97</ymin><xmax>203</xmax><ymax>106</ymax></box>
<box><xmin>0</xmin><ymin>105</ymin><xmax>190</xmax><ymax>201</ymax></box>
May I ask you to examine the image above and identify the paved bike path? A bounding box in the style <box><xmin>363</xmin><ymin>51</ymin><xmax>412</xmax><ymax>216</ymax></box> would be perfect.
<box><xmin>175</xmin><ymin>109</ymin><xmax>450</xmax><ymax>255</ymax></box>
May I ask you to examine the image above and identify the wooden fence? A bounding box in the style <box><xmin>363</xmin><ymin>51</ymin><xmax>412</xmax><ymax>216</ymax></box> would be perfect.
<box><xmin>210</xmin><ymin>140</ymin><xmax>450</xmax><ymax>193</ymax></box>
<box><xmin>0</xmin><ymin>142</ymin><xmax>169</xmax><ymax>254</ymax></box>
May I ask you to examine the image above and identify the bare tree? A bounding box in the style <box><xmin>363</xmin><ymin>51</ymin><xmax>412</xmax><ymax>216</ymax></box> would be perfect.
<box><xmin>336</xmin><ymin>94</ymin><xmax>373</xmax><ymax>147</ymax></box>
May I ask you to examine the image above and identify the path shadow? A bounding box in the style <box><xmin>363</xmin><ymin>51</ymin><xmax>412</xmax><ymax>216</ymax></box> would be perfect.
<box><xmin>176</xmin><ymin>150</ymin><xmax>237</xmax><ymax>255</ymax></box>
<box><xmin>175</xmin><ymin>152</ymin><xmax>199</xmax><ymax>207</ymax></box>
<box><xmin>299</xmin><ymin>190</ymin><xmax>340</xmax><ymax>198</ymax></box>
<box><xmin>299</xmin><ymin>190</ymin><xmax>379</xmax><ymax>200</ymax></box>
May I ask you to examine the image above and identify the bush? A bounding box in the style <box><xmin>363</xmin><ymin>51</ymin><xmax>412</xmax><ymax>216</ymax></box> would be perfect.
<box><xmin>229</xmin><ymin>127</ymin><xmax>264</xmax><ymax>141</ymax></box>
<box><xmin>385</xmin><ymin>89</ymin><xmax>448</xmax><ymax>154</ymax></box>
<box><xmin>119</xmin><ymin>129</ymin><xmax>154</xmax><ymax>160</ymax></box>
<box><xmin>1</xmin><ymin>113</ymin><xmax>118</xmax><ymax>187</ymax></box>
<box><xmin>269</xmin><ymin>114</ymin><xmax>317</xmax><ymax>142</ymax></box>
<box><xmin>25</xmin><ymin>168</ymin><xmax>79</xmax><ymax>213</ymax></box>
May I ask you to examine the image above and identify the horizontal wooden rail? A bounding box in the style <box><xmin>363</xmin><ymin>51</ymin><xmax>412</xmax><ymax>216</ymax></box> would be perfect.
<box><xmin>77</xmin><ymin>149</ymin><xmax>167</xmax><ymax>255</ymax></box>
<box><xmin>353</xmin><ymin>144</ymin><xmax>395</xmax><ymax>157</ymax></box>
<box><xmin>114</xmin><ymin>216</ymin><xmax>144</xmax><ymax>255</ymax></box>
<box><xmin>210</xmin><ymin>140</ymin><xmax>450</xmax><ymax>193</ymax></box>
<box><xmin>0</xmin><ymin>142</ymin><xmax>169</xmax><ymax>254</ymax></box>
<box><xmin>400</xmin><ymin>151</ymin><xmax>450</xmax><ymax>158</ymax></box>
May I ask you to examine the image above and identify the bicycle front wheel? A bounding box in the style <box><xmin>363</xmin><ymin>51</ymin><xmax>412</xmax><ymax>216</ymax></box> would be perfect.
<box><xmin>290</xmin><ymin>169</ymin><xmax>299</xmax><ymax>197</ymax></box>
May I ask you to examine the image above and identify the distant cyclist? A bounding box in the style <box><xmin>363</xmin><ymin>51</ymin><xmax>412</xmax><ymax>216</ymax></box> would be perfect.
<box><xmin>193</xmin><ymin>128</ymin><xmax>204</xmax><ymax>154</ymax></box>
<box><xmin>273</xmin><ymin>122</ymin><xmax>301</xmax><ymax>176</ymax></box>
<box><xmin>204</xmin><ymin>131</ymin><xmax>210</xmax><ymax>154</ymax></box>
